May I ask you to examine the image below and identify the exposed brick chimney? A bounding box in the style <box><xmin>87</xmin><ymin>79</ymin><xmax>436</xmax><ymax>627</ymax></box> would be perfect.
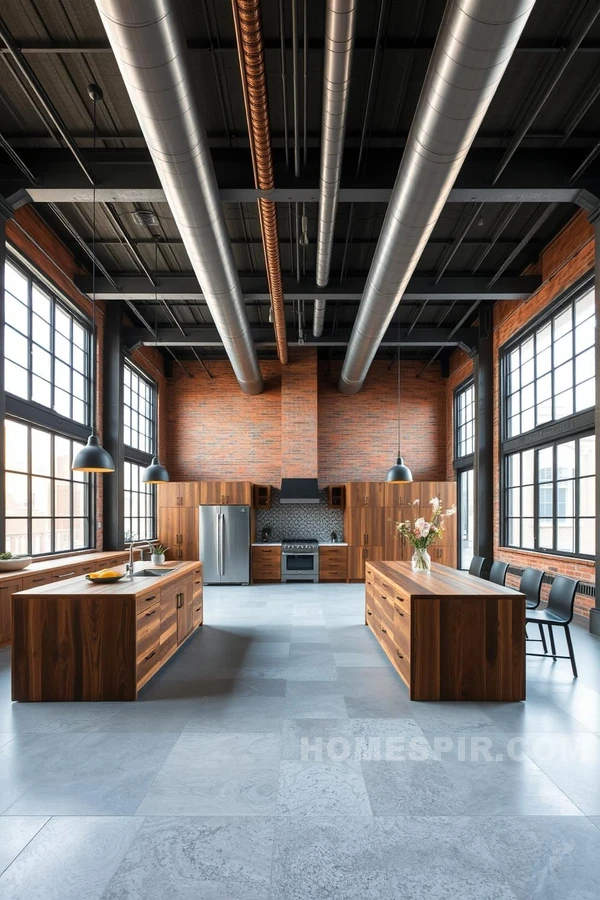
<box><xmin>281</xmin><ymin>348</ymin><xmax>318</xmax><ymax>478</ymax></box>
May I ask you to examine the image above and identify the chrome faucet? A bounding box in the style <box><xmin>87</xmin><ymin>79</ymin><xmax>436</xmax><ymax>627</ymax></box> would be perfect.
<box><xmin>125</xmin><ymin>541</ymin><xmax>155</xmax><ymax>577</ymax></box>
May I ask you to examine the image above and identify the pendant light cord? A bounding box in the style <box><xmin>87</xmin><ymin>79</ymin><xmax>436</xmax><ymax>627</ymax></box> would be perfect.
<box><xmin>91</xmin><ymin>91</ymin><xmax>97</xmax><ymax>438</ymax></box>
<box><xmin>397</xmin><ymin>320</ymin><xmax>401</xmax><ymax>456</ymax></box>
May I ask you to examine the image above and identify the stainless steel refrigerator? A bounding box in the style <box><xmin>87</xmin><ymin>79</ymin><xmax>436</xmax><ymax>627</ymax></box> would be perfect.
<box><xmin>199</xmin><ymin>505</ymin><xmax>250</xmax><ymax>584</ymax></box>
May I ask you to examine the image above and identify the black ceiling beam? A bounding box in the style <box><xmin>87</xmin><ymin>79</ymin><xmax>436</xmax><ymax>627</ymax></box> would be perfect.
<box><xmin>6</xmin><ymin>38</ymin><xmax>600</xmax><ymax>54</ymax></box>
<box><xmin>123</xmin><ymin>325</ymin><xmax>478</xmax><ymax>351</ymax></box>
<box><xmin>3</xmin><ymin>148</ymin><xmax>600</xmax><ymax>206</ymax></box>
<box><xmin>76</xmin><ymin>273</ymin><xmax>541</xmax><ymax>302</ymax></box>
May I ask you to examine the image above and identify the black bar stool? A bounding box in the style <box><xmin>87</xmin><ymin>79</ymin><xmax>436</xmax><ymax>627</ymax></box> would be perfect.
<box><xmin>526</xmin><ymin>575</ymin><xmax>579</xmax><ymax>677</ymax></box>
<box><xmin>520</xmin><ymin>567</ymin><xmax>546</xmax><ymax>651</ymax></box>
<box><xmin>468</xmin><ymin>556</ymin><xmax>491</xmax><ymax>579</ymax></box>
<box><xmin>489</xmin><ymin>561</ymin><xmax>509</xmax><ymax>585</ymax></box>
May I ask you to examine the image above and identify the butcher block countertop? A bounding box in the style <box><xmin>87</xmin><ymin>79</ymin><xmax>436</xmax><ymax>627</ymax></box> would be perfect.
<box><xmin>372</xmin><ymin>560</ymin><xmax>523</xmax><ymax>599</ymax></box>
<box><xmin>13</xmin><ymin>561</ymin><xmax>200</xmax><ymax>597</ymax></box>
<box><xmin>365</xmin><ymin>561</ymin><xmax>526</xmax><ymax>702</ymax></box>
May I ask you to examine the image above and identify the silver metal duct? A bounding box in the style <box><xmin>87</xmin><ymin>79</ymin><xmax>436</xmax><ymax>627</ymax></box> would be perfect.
<box><xmin>314</xmin><ymin>0</ymin><xmax>357</xmax><ymax>338</ymax></box>
<box><xmin>95</xmin><ymin>0</ymin><xmax>263</xmax><ymax>394</ymax></box>
<box><xmin>338</xmin><ymin>0</ymin><xmax>536</xmax><ymax>393</ymax></box>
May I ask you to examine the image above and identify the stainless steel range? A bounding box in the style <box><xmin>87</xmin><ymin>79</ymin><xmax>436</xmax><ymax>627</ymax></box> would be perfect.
<box><xmin>281</xmin><ymin>539</ymin><xmax>319</xmax><ymax>583</ymax></box>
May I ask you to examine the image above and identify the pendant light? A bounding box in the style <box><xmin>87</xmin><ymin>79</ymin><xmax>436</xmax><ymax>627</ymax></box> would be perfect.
<box><xmin>142</xmin><ymin>240</ymin><xmax>169</xmax><ymax>484</ymax></box>
<box><xmin>385</xmin><ymin>322</ymin><xmax>413</xmax><ymax>483</ymax></box>
<box><xmin>72</xmin><ymin>83</ymin><xmax>115</xmax><ymax>473</ymax></box>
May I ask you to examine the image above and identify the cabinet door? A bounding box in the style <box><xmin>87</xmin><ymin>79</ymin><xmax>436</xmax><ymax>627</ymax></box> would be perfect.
<box><xmin>430</xmin><ymin>545</ymin><xmax>457</xmax><ymax>567</ymax></box>
<box><xmin>364</xmin><ymin>483</ymin><xmax>384</xmax><ymax>507</ymax></box>
<box><xmin>199</xmin><ymin>482</ymin><xmax>223</xmax><ymax>505</ymax></box>
<box><xmin>347</xmin><ymin>545</ymin><xmax>382</xmax><ymax>581</ymax></box>
<box><xmin>177</xmin><ymin>581</ymin><xmax>194</xmax><ymax>644</ymax></box>
<box><xmin>158</xmin><ymin>483</ymin><xmax>183</xmax><ymax>507</ymax></box>
<box><xmin>180</xmin><ymin>507</ymin><xmax>199</xmax><ymax>561</ymax></box>
<box><xmin>0</xmin><ymin>578</ymin><xmax>22</xmax><ymax>645</ymax></box>
<box><xmin>384</xmin><ymin>508</ymin><xmax>405</xmax><ymax>560</ymax></box>
<box><xmin>179</xmin><ymin>483</ymin><xmax>199</xmax><ymax>507</ymax></box>
<box><xmin>345</xmin><ymin>483</ymin><xmax>366</xmax><ymax>507</ymax></box>
<box><xmin>158</xmin><ymin>506</ymin><xmax>181</xmax><ymax>561</ymax></box>
<box><xmin>225</xmin><ymin>482</ymin><xmax>252</xmax><ymax>505</ymax></box>
<box><xmin>160</xmin><ymin>584</ymin><xmax>178</xmax><ymax>659</ymax></box>
<box><xmin>346</xmin><ymin>508</ymin><xmax>384</xmax><ymax>547</ymax></box>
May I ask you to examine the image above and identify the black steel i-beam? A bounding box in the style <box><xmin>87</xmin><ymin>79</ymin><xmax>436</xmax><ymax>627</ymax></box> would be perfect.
<box><xmin>101</xmin><ymin>301</ymin><xmax>125</xmax><ymax>550</ymax></box>
<box><xmin>474</xmin><ymin>303</ymin><xmax>494</xmax><ymax>561</ymax></box>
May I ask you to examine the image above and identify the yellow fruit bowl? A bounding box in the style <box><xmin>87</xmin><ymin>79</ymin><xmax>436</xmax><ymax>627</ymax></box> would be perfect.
<box><xmin>85</xmin><ymin>569</ymin><xmax>126</xmax><ymax>584</ymax></box>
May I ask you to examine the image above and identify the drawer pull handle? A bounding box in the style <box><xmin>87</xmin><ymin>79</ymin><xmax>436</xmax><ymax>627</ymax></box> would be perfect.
<box><xmin>381</xmin><ymin>627</ymin><xmax>387</xmax><ymax>634</ymax></box>
<box><xmin>397</xmin><ymin>611</ymin><xmax>404</xmax><ymax>618</ymax></box>
<box><xmin>145</xmin><ymin>650</ymin><xmax>156</xmax><ymax>661</ymax></box>
<box><xmin>58</xmin><ymin>572</ymin><xmax>76</xmax><ymax>579</ymax></box>
<box><xmin>381</xmin><ymin>594</ymin><xmax>387</xmax><ymax>600</ymax></box>
<box><xmin>33</xmin><ymin>577</ymin><xmax>45</xmax><ymax>583</ymax></box>
<box><xmin>145</xmin><ymin>595</ymin><xmax>157</xmax><ymax>602</ymax></box>
<box><xmin>396</xmin><ymin>650</ymin><xmax>403</xmax><ymax>659</ymax></box>
<box><xmin>145</xmin><ymin>609</ymin><xmax>156</xmax><ymax>617</ymax></box>
<box><xmin>367</xmin><ymin>610</ymin><xmax>372</xmax><ymax>616</ymax></box>
<box><xmin>195</xmin><ymin>606</ymin><xmax>201</xmax><ymax>613</ymax></box>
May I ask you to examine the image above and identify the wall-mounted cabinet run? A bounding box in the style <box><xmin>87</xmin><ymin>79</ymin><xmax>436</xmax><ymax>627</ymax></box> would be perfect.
<box><xmin>199</xmin><ymin>481</ymin><xmax>252</xmax><ymax>506</ymax></box>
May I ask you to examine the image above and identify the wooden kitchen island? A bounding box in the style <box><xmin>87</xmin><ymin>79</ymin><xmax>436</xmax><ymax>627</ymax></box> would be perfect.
<box><xmin>366</xmin><ymin>561</ymin><xmax>526</xmax><ymax>701</ymax></box>
<box><xmin>12</xmin><ymin>561</ymin><xmax>203</xmax><ymax>702</ymax></box>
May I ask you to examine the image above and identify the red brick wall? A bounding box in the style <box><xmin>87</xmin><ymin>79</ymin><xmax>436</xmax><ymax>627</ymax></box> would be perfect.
<box><xmin>318</xmin><ymin>359</ymin><xmax>448</xmax><ymax>484</ymax></box>
<box><xmin>445</xmin><ymin>209</ymin><xmax>596</xmax><ymax>618</ymax></box>
<box><xmin>165</xmin><ymin>353</ymin><xmax>449</xmax><ymax>486</ymax></box>
<box><xmin>281</xmin><ymin>348</ymin><xmax>318</xmax><ymax>477</ymax></box>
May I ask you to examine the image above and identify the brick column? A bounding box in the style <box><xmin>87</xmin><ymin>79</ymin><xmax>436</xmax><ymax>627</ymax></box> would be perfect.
<box><xmin>281</xmin><ymin>348</ymin><xmax>318</xmax><ymax>478</ymax></box>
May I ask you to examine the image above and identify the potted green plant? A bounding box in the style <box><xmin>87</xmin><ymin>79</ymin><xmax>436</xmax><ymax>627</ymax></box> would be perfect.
<box><xmin>150</xmin><ymin>543</ymin><xmax>168</xmax><ymax>566</ymax></box>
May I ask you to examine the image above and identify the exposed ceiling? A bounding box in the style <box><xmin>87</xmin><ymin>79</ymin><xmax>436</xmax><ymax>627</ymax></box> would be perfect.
<box><xmin>1</xmin><ymin>0</ymin><xmax>600</xmax><ymax>371</ymax></box>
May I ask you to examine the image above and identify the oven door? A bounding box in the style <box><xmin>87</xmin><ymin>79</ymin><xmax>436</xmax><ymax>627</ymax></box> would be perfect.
<box><xmin>282</xmin><ymin>551</ymin><xmax>317</xmax><ymax>575</ymax></box>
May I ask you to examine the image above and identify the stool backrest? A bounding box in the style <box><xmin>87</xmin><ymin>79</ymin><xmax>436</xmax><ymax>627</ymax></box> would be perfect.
<box><xmin>519</xmin><ymin>567</ymin><xmax>544</xmax><ymax>608</ymax></box>
<box><xmin>489</xmin><ymin>561</ymin><xmax>509</xmax><ymax>585</ymax></box>
<box><xmin>547</xmin><ymin>575</ymin><xmax>579</xmax><ymax>624</ymax></box>
<box><xmin>469</xmin><ymin>556</ymin><xmax>489</xmax><ymax>578</ymax></box>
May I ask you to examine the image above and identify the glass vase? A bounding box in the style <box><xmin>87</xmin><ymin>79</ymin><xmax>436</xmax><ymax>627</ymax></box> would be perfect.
<box><xmin>411</xmin><ymin>548</ymin><xmax>431</xmax><ymax>572</ymax></box>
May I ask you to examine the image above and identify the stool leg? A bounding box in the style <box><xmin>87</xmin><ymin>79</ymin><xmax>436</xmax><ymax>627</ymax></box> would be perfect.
<box><xmin>537</xmin><ymin>622</ymin><xmax>548</xmax><ymax>654</ymax></box>
<box><xmin>548</xmin><ymin>625</ymin><xmax>557</xmax><ymax>660</ymax></box>
<box><xmin>565</xmin><ymin>625</ymin><xmax>578</xmax><ymax>678</ymax></box>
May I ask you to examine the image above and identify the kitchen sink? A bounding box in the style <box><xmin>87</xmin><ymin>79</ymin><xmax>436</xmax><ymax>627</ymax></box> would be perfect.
<box><xmin>132</xmin><ymin>568</ymin><xmax>175</xmax><ymax>577</ymax></box>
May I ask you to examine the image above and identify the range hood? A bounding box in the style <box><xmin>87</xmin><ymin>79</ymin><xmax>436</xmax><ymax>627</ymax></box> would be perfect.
<box><xmin>279</xmin><ymin>478</ymin><xmax>321</xmax><ymax>504</ymax></box>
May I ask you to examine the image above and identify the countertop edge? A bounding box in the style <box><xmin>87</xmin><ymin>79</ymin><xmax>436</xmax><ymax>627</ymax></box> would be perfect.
<box><xmin>12</xmin><ymin>561</ymin><xmax>202</xmax><ymax>598</ymax></box>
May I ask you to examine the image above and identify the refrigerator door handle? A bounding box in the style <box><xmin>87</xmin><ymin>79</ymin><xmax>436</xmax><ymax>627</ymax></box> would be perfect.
<box><xmin>216</xmin><ymin>512</ymin><xmax>222</xmax><ymax>577</ymax></box>
<box><xmin>219</xmin><ymin>512</ymin><xmax>225</xmax><ymax>576</ymax></box>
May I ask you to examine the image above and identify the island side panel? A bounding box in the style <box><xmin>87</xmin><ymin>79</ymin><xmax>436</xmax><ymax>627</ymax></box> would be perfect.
<box><xmin>12</xmin><ymin>593</ymin><xmax>137</xmax><ymax>702</ymax></box>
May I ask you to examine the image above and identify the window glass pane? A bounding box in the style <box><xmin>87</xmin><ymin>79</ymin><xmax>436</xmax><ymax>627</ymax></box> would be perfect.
<box><xmin>32</xmin><ymin>518</ymin><xmax>52</xmax><ymax>555</ymax></box>
<box><xmin>522</xmin><ymin>485</ymin><xmax>534</xmax><ymax>517</ymax></box>
<box><xmin>507</xmin><ymin>454</ymin><xmax>520</xmax><ymax>486</ymax></box>
<box><xmin>508</xmin><ymin>519</ymin><xmax>520</xmax><ymax>546</ymax></box>
<box><xmin>522</xmin><ymin>519</ymin><xmax>534</xmax><ymax>549</ymax></box>
<box><xmin>538</xmin><ymin>518</ymin><xmax>553</xmax><ymax>549</ymax></box>
<box><xmin>6</xmin><ymin>327</ymin><xmax>29</xmax><ymax>367</ymax></box>
<box><xmin>6</xmin><ymin>473</ymin><xmax>28</xmax><ymax>516</ymax></box>
<box><xmin>538</xmin><ymin>446</ymin><xmax>553</xmax><ymax>482</ymax></box>
<box><xmin>6</xmin><ymin>420</ymin><xmax>28</xmax><ymax>472</ymax></box>
<box><xmin>32</xmin><ymin>345</ymin><xmax>52</xmax><ymax>381</ymax></box>
<box><xmin>579</xmin><ymin>519</ymin><xmax>595</xmax><ymax>555</ymax></box>
<box><xmin>556</xmin><ymin>519</ymin><xmax>575</xmax><ymax>553</ymax></box>
<box><xmin>554</xmin><ymin>306</ymin><xmax>572</xmax><ymax>338</ymax></box>
<box><xmin>575</xmin><ymin>291</ymin><xmax>593</xmax><ymax>324</ymax></box>
<box><xmin>557</xmin><ymin>442</ymin><xmax>575</xmax><ymax>479</ymax></box>
<box><xmin>554</xmin><ymin>389</ymin><xmax>573</xmax><ymax>419</ymax></box>
<box><xmin>579</xmin><ymin>476</ymin><xmax>595</xmax><ymax>516</ymax></box>
<box><xmin>575</xmin><ymin>378</ymin><xmax>595</xmax><ymax>412</ymax></box>
<box><xmin>55</xmin><ymin>436</ymin><xmax>71</xmax><ymax>479</ymax></box>
<box><xmin>54</xmin><ymin>519</ymin><xmax>71</xmax><ymax>552</ymax></box>
<box><xmin>522</xmin><ymin>450</ymin><xmax>534</xmax><ymax>484</ymax></box>
<box><xmin>5</xmin><ymin>360</ymin><xmax>28</xmax><ymax>399</ymax></box>
<box><xmin>576</xmin><ymin>347</ymin><xmax>594</xmax><ymax>385</ymax></box>
<box><xmin>580</xmin><ymin>435</ymin><xmax>595</xmax><ymax>476</ymax></box>
<box><xmin>507</xmin><ymin>487</ymin><xmax>520</xmax><ymax>517</ymax></box>
<box><xmin>6</xmin><ymin>261</ymin><xmax>28</xmax><ymax>302</ymax></box>
<box><xmin>5</xmin><ymin>293</ymin><xmax>29</xmax><ymax>334</ymax></box>
<box><xmin>32</xmin><ymin>476</ymin><xmax>52</xmax><ymax>517</ymax></box>
<box><xmin>32</xmin><ymin>376</ymin><xmax>52</xmax><ymax>408</ymax></box>
<box><xmin>575</xmin><ymin>322</ymin><xmax>594</xmax><ymax>354</ymax></box>
<box><xmin>31</xmin><ymin>429</ymin><xmax>51</xmax><ymax>476</ymax></box>
<box><xmin>55</xmin><ymin>480</ymin><xmax>71</xmax><ymax>517</ymax></box>
<box><xmin>32</xmin><ymin>285</ymin><xmax>51</xmax><ymax>321</ymax></box>
<box><xmin>6</xmin><ymin>519</ymin><xmax>29</xmax><ymax>556</ymax></box>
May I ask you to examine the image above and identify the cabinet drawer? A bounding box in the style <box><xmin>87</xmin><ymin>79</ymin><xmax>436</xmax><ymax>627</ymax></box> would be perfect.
<box><xmin>393</xmin><ymin>605</ymin><xmax>411</xmax><ymax>659</ymax></box>
<box><xmin>21</xmin><ymin>573</ymin><xmax>52</xmax><ymax>591</ymax></box>
<box><xmin>136</xmin><ymin>589</ymin><xmax>160</xmax><ymax>616</ymax></box>
<box><xmin>52</xmin><ymin>567</ymin><xmax>80</xmax><ymax>582</ymax></box>
<box><xmin>192</xmin><ymin>568</ymin><xmax>203</xmax><ymax>597</ymax></box>
<box><xmin>374</xmin><ymin>574</ymin><xmax>412</xmax><ymax>616</ymax></box>
<box><xmin>193</xmin><ymin>597</ymin><xmax>203</xmax><ymax>627</ymax></box>
<box><xmin>391</xmin><ymin>642</ymin><xmax>410</xmax><ymax>683</ymax></box>
<box><xmin>137</xmin><ymin>605</ymin><xmax>160</xmax><ymax>678</ymax></box>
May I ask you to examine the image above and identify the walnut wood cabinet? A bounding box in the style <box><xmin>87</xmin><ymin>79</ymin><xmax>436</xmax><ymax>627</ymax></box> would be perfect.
<box><xmin>199</xmin><ymin>481</ymin><xmax>252</xmax><ymax>505</ymax></box>
<box><xmin>319</xmin><ymin>546</ymin><xmax>348</xmax><ymax>582</ymax></box>
<box><xmin>345</xmin><ymin>482</ymin><xmax>384</xmax><ymax>508</ymax></box>
<box><xmin>158</xmin><ymin>503</ymin><xmax>199</xmax><ymax>561</ymax></box>
<box><xmin>252</xmin><ymin>545</ymin><xmax>281</xmax><ymax>583</ymax></box>
<box><xmin>158</xmin><ymin>482</ymin><xmax>200</xmax><ymax>508</ymax></box>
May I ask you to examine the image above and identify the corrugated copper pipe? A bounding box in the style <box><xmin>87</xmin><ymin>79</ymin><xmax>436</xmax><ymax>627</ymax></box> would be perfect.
<box><xmin>232</xmin><ymin>0</ymin><xmax>288</xmax><ymax>364</ymax></box>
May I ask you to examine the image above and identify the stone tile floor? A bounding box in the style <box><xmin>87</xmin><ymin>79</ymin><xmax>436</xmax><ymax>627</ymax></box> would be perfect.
<box><xmin>0</xmin><ymin>582</ymin><xmax>599</xmax><ymax>898</ymax></box>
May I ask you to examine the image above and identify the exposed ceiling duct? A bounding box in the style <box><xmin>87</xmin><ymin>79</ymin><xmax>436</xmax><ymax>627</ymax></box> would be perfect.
<box><xmin>314</xmin><ymin>0</ymin><xmax>357</xmax><ymax>338</ymax></box>
<box><xmin>94</xmin><ymin>0</ymin><xmax>263</xmax><ymax>394</ymax></box>
<box><xmin>338</xmin><ymin>0</ymin><xmax>536</xmax><ymax>393</ymax></box>
<box><xmin>231</xmin><ymin>0</ymin><xmax>288</xmax><ymax>365</ymax></box>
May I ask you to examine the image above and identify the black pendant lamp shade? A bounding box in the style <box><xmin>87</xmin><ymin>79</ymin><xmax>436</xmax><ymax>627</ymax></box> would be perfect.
<box><xmin>73</xmin><ymin>434</ymin><xmax>115</xmax><ymax>473</ymax></box>
<box><xmin>385</xmin><ymin>455</ymin><xmax>413</xmax><ymax>483</ymax></box>
<box><xmin>385</xmin><ymin>323</ymin><xmax>413</xmax><ymax>483</ymax></box>
<box><xmin>142</xmin><ymin>457</ymin><xmax>169</xmax><ymax>484</ymax></box>
<box><xmin>72</xmin><ymin>83</ymin><xmax>115</xmax><ymax>474</ymax></box>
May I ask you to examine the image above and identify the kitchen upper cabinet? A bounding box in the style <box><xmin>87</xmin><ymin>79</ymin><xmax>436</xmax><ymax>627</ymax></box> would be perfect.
<box><xmin>383</xmin><ymin>481</ymin><xmax>421</xmax><ymax>508</ymax></box>
<box><xmin>199</xmin><ymin>481</ymin><xmax>252</xmax><ymax>505</ymax></box>
<box><xmin>345</xmin><ymin>482</ymin><xmax>384</xmax><ymax>507</ymax></box>
<box><xmin>158</xmin><ymin>482</ymin><xmax>199</xmax><ymax>508</ymax></box>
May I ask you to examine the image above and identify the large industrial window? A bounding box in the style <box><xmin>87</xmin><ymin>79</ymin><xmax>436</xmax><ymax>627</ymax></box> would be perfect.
<box><xmin>504</xmin><ymin>434</ymin><xmax>595</xmax><ymax>558</ymax></box>
<box><xmin>3</xmin><ymin>255</ymin><xmax>94</xmax><ymax>556</ymax></box>
<box><xmin>504</xmin><ymin>288</ymin><xmax>594</xmax><ymax>438</ymax></box>
<box><xmin>5</xmin><ymin>419</ymin><xmax>92</xmax><ymax>556</ymax></box>
<box><xmin>4</xmin><ymin>258</ymin><xmax>91</xmax><ymax>424</ymax></box>
<box><xmin>123</xmin><ymin>362</ymin><xmax>157</xmax><ymax>542</ymax></box>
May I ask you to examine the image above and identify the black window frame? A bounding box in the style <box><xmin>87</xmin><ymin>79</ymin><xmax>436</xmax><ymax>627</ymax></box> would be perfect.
<box><xmin>500</xmin><ymin>275</ymin><xmax>595</xmax><ymax>560</ymax></box>
<box><xmin>3</xmin><ymin>250</ymin><xmax>95</xmax><ymax>557</ymax></box>
<box><xmin>123</xmin><ymin>360</ymin><xmax>157</xmax><ymax>543</ymax></box>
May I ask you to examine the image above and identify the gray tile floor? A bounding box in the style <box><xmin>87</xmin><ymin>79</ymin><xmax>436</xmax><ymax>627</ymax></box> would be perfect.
<box><xmin>0</xmin><ymin>582</ymin><xmax>600</xmax><ymax>898</ymax></box>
